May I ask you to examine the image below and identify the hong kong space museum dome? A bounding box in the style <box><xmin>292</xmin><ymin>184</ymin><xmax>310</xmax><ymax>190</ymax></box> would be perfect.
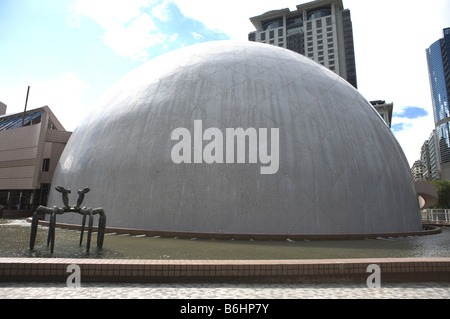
<box><xmin>49</xmin><ymin>40</ymin><xmax>422</xmax><ymax>238</ymax></box>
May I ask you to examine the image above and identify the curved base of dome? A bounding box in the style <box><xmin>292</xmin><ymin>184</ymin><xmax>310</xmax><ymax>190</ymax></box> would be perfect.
<box><xmin>34</xmin><ymin>220</ymin><xmax>441</xmax><ymax>241</ymax></box>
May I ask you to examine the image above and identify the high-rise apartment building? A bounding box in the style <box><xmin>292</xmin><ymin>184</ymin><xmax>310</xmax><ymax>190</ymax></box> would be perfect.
<box><xmin>248</xmin><ymin>0</ymin><xmax>357</xmax><ymax>88</ymax></box>
<box><xmin>428</xmin><ymin>130</ymin><xmax>441</xmax><ymax>180</ymax></box>
<box><xmin>420</xmin><ymin>140</ymin><xmax>432</xmax><ymax>180</ymax></box>
<box><xmin>426</xmin><ymin>27</ymin><xmax>450</xmax><ymax>179</ymax></box>
<box><xmin>411</xmin><ymin>160</ymin><xmax>424</xmax><ymax>181</ymax></box>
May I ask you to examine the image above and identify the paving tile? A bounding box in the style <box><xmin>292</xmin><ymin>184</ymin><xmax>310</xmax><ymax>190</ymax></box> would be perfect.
<box><xmin>0</xmin><ymin>282</ymin><xmax>449</xmax><ymax>299</ymax></box>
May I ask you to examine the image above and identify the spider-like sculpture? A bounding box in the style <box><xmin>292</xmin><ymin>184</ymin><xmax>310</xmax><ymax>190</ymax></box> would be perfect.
<box><xmin>29</xmin><ymin>186</ymin><xmax>106</xmax><ymax>253</ymax></box>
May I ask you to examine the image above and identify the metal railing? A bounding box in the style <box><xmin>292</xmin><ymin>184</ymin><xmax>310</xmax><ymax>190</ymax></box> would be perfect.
<box><xmin>422</xmin><ymin>209</ymin><xmax>450</xmax><ymax>223</ymax></box>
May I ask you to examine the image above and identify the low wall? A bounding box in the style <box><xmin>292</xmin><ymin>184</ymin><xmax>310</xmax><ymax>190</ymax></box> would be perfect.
<box><xmin>2</xmin><ymin>210</ymin><xmax>33</xmax><ymax>219</ymax></box>
<box><xmin>1</xmin><ymin>257</ymin><xmax>449</xmax><ymax>284</ymax></box>
<box><xmin>33</xmin><ymin>219</ymin><xmax>442</xmax><ymax>241</ymax></box>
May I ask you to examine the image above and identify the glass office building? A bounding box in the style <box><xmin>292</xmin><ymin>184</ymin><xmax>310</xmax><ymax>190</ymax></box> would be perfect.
<box><xmin>427</xmin><ymin>28</ymin><xmax>450</xmax><ymax>177</ymax></box>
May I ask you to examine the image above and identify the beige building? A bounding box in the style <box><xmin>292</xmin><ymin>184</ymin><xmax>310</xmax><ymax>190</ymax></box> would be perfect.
<box><xmin>0</xmin><ymin>104</ymin><xmax>71</xmax><ymax>218</ymax></box>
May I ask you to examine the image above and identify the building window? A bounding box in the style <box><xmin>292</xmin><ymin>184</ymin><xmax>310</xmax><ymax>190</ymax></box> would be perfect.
<box><xmin>287</xmin><ymin>26</ymin><xmax>304</xmax><ymax>35</ymax></box>
<box><xmin>326</xmin><ymin>17</ymin><xmax>332</xmax><ymax>26</ymax></box>
<box><xmin>269</xmin><ymin>30</ymin><xmax>274</xmax><ymax>38</ymax></box>
<box><xmin>306</xmin><ymin>22</ymin><xmax>312</xmax><ymax>30</ymax></box>
<box><xmin>262</xmin><ymin>19</ymin><xmax>283</xmax><ymax>31</ymax></box>
<box><xmin>260</xmin><ymin>32</ymin><xmax>266</xmax><ymax>41</ymax></box>
<box><xmin>42</xmin><ymin>158</ymin><xmax>50</xmax><ymax>172</ymax></box>
<box><xmin>278</xmin><ymin>29</ymin><xmax>283</xmax><ymax>37</ymax></box>
<box><xmin>308</xmin><ymin>6</ymin><xmax>331</xmax><ymax>20</ymax></box>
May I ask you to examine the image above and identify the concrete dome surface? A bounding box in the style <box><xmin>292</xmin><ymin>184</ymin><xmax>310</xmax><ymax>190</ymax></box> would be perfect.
<box><xmin>49</xmin><ymin>40</ymin><xmax>421</xmax><ymax>236</ymax></box>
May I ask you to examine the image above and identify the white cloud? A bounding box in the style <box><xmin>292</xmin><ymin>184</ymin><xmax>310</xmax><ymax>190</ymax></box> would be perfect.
<box><xmin>168</xmin><ymin>0</ymin><xmax>294</xmax><ymax>40</ymax></box>
<box><xmin>151</xmin><ymin>0</ymin><xmax>171</xmax><ymax>21</ymax></box>
<box><xmin>169</xmin><ymin>33</ymin><xmax>179</xmax><ymax>42</ymax></box>
<box><xmin>73</xmin><ymin>0</ymin><xmax>177</xmax><ymax>61</ymax></box>
<box><xmin>191</xmin><ymin>32</ymin><xmax>203</xmax><ymax>39</ymax></box>
<box><xmin>101</xmin><ymin>12</ymin><xmax>160</xmax><ymax>60</ymax></box>
<box><xmin>75</xmin><ymin>0</ymin><xmax>150</xmax><ymax>27</ymax></box>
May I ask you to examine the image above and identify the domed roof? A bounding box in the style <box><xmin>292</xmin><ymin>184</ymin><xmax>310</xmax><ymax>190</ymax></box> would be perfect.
<box><xmin>49</xmin><ymin>40</ymin><xmax>421</xmax><ymax>236</ymax></box>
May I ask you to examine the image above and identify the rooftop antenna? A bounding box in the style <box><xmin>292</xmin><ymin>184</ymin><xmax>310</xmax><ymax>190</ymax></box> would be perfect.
<box><xmin>21</xmin><ymin>86</ymin><xmax>30</xmax><ymax>127</ymax></box>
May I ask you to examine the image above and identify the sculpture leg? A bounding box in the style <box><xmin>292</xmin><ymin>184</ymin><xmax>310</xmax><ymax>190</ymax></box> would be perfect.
<box><xmin>46</xmin><ymin>213</ymin><xmax>53</xmax><ymax>246</ymax></box>
<box><xmin>79</xmin><ymin>214</ymin><xmax>86</xmax><ymax>246</ymax></box>
<box><xmin>95</xmin><ymin>209</ymin><xmax>106</xmax><ymax>249</ymax></box>
<box><xmin>48</xmin><ymin>211</ymin><xmax>57</xmax><ymax>254</ymax></box>
<box><xmin>86</xmin><ymin>210</ymin><xmax>94</xmax><ymax>253</ymax></box>
<box><xmin>29</xmin><ymin>206</ymin><xmax>45</xmax><ymax>250</ymax></box>
<box><xmin>50</xmin><ymin>212</ymin><xmax>56</xmax><ymax>254</ymax></box>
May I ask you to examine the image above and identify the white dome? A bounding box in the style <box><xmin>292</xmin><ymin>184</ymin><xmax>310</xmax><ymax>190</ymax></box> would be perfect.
<box><xmin>49</xmin><ymin>40</ymin><xmax>421</xmax><ymax>236</ymax></box>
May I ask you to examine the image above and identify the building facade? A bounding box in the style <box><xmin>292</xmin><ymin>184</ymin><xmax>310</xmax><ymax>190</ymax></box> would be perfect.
<box><xmin>426</xmin><ymin>27</ymin><xmax>450</xmax><ymax>179</ymax></box>
<box><xmin>420</xmin><ymin>140</ymin><xmax>432</xmax><ymax>180</ymax></box>
<box><xmin>428</xmin><ymin>130</ymin><xmax>441</xmax><ymax>180</ymax></box>
<box><xmin>411</xmin><ymin>160</ymin><xmax>424</xmax><ymax>181</ymax></box>
<box><xmin>248</xmin><ymin>0</ymin><xmax>358</xmax><ymax>88</ymax></box>
<box><xmin>370</xmin><ymin>100</ymin><xmax>393</xmax><ymax>128</ymax></box>
<box><xmin>0</xmin><ymin>105</ymin><xmax>71</xmax><ymax>218</ymax></box>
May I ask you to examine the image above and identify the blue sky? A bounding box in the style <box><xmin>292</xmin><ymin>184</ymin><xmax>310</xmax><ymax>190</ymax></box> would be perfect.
<box><xmin>1</xmin><ymin>0</ymin><xmax>450</xmax><ymax>165</ymax></box>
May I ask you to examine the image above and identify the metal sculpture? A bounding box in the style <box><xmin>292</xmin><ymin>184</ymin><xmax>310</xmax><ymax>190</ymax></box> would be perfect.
<box><xmin>29</xmin><ymin>186</ymin><xmax>106</xmax><ymax>253</ymax></box>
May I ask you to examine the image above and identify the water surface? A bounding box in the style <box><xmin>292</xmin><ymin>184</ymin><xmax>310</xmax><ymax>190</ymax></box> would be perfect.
<box><xmin>1</xmin><ymin>219</ymin><xmax>449</xmax><ymax>260</ymax></box>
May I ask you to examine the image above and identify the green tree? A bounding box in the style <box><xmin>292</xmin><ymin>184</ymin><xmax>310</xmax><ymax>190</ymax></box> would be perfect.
<box><xmin>430</xmin><ymin>180</ymin><xmax>450</xmax><ymax>208</ymax></box>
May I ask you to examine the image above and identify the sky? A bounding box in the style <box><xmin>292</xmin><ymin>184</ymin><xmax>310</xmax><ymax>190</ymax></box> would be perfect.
<box><xmin>0</xmin><ymin>0</ymin><xmax>449</xmax><ymax>166</ymax></box>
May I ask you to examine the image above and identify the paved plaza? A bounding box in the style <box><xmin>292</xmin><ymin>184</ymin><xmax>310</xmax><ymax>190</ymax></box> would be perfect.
<box><xmin>1</xmin><ymin>281</ymin><xmax>449</xmax><ymax>299</ymax></box>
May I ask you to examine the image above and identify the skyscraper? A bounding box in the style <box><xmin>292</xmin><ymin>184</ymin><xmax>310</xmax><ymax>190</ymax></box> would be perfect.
<box><xmin>426</xmin><ymin>27</ymin><xmax>450</xmax><ymax>179</ymax></box>
<box><xmin>248</xmin><ymin>0</ymin><xmax>357</xmax><ymax>88</ymax></box>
